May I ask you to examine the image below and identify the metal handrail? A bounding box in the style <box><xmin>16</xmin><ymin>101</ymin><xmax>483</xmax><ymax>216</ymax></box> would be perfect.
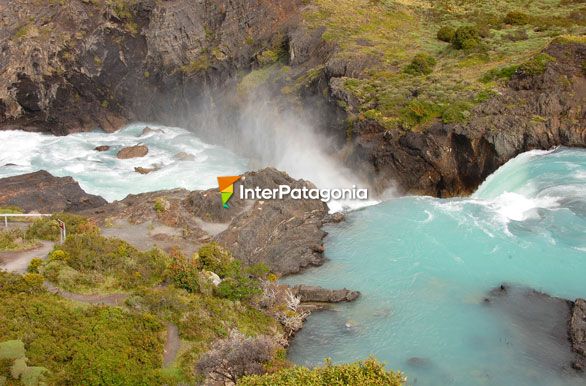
<box><xmin>2</xmin><ymin>213</ymin><xmax>52</xmax><ymax>228</ymax></box>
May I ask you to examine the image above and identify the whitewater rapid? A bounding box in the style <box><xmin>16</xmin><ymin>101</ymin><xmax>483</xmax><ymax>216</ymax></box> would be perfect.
<box><xmin>283</xmin><ymin>147</ymin><xmax>586</xmax><ymax>386</ymax></box>
<box><xmin>0</xmin><ymin>123</ymin><xmax>377</xmax><ymax>211</ymax></box>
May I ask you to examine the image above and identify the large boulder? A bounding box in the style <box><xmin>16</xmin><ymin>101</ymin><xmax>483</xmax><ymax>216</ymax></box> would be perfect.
<box><xmin>0</xmin><ymin>171</ymin><xmax>107</xmax><ymax>213</ymax></box>
<box><xmin>117</xmin><ymin>145</ymin><xmax>148</xmax><ymax>159</ymax></box>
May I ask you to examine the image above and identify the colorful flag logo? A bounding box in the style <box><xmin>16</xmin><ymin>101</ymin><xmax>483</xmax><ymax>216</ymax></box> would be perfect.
<box><xmin>217</xmin><ymin>176</ymin><xmax>241</xmax><ymax>208</ymax></box>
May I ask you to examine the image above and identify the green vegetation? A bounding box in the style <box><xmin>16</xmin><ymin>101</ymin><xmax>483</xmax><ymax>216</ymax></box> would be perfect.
<box><xmin>451</xmin><ymin>26</ymin><xmax>482</xmax><ymax>50</ymax></box>
<box><xmin>153</xmin><ymin>197</ymin><xmax>169</xmax><ymax>213</ymax></box>
<box><xmin>404</xmin><ymin>53</ymin><xmax>436</xmax><ymax>75</ymax></box>
<box><xmin>238</xmin><ymin>358</ymin><xmax>405</xmax><ymax>385</ymax></box>
<box><xmin>0</xmin><ymin>228</ymin><xmax>40</xmax><ymax>252</ymax></box>
<box><xmin>40</xmin><ymin>232</ymin><xmax>169</xmax><ymax>291</ymax></box>
<box><xmin>291</xmin><ymin>0</ymin><xmax>586</xmax><ymax>131</ymax></box>
<box><xmin>180</xmin><ymin>55</ymin><xmax>211</xmax><ymax>74</ymax></box>
<box><xmin>0</xmin><ymin>272</ymin><xmax>164</xmax><ymax>385</ymax></box>
<box><xmin>518</xmin><ymin>52</ymin><xmax>556</xmax><ymax>75</ymax></box>
<box><xmin>0</xmin><ymin>340</ymin><xmax>49</xmax><ymax>386</ymax></box>
<box><xmin>436</xmin><ymin>25</ymin><xmax>455</xmax><ymax>42</ymax></box>
<box><xmin>26</xmin><ymin>213</ymin><xmax>98</xmax><ymax>242</ymax></box>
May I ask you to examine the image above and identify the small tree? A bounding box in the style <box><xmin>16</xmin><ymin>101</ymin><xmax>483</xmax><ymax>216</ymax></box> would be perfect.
<box><xmin>197</xmin><ymin>331</ymin><xmax>277</xmax><ymax>383</ymax></box>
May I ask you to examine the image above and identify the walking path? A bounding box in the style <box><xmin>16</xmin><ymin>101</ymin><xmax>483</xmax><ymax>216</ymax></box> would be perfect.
<box><xmin>0</xmin><ymin>241</ymin><xmax>54</xmax><ymax>273</ymax></box>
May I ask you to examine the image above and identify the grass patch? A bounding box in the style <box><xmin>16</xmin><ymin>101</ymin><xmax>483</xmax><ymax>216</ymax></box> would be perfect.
<box><xmin>0</xmin><ymin>228</ymin><xmax>40</xmax><ymax>252</ymax></box>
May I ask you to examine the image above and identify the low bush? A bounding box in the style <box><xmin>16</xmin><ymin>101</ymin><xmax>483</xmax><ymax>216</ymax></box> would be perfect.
<box><xmin>404</xmin><ymin>53</ymin><xmax>436</xmax><ymax>75</ymax></box>
<box><xmin>452</xmin><ymin>26</ymin><xmax>481</xmax><ymax>50</ymax></box>
<box><xmin>0</xmin><ymin>228</ymin><xmax>39</xmax><ymax>251</ymax></box>
<box><xmin>436</xmin><ymin>26</ymin><xmax>455</xmax><ymax>42</ymax></box>
<box><xmin>504</xmin><ymin>11</ymin><xmax>530</xmax><ymax>25</ymax></box>
<box><xmin>237</xmin><ymin>358</ymin><xmax>405</xmax><ymax>385</ymax></box>
<box><xmin>480</xmin><ymin>65</ymin><xmax>519</xmax><ymax>83</ymax></box>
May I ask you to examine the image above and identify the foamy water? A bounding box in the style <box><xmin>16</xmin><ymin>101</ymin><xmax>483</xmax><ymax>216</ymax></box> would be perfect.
<box><xmin>284</xmin><ymin>147</ymin><xmax>586</xmax><ymax>386</ymax></box>
<box><xmin>0</xmin><ymin>124</ymin><xmax>249</xmax><ymax>202</ymax></box>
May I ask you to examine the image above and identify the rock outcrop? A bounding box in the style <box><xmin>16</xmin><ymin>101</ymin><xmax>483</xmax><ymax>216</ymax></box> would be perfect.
<box><xmin>290</xmin><ymin>284</ymin><xmax>360</xmax><ymax>303</ymax></box>
<box><xmin>0</xmin><ymin>170</ymin><xmax>107</xmax><ymax>213</ymax></box>
<box><xmin>82</xmin><ymin>168</ymin><xmax>329</xmax><ymax>275</ymax></box>
<box><xmin>117</xmin><ymin>145</ymin><xmax>148</xmax><ymax>159</ymax></box>
<box><xmin>341</xmin><ymin>40</ymin><xmax>586</xmax><ymax>196</ymax></box>
<box><xmin>570</xmin><ymin>299</ymin><xmax>586</xmax><ymax>371</ymax></box>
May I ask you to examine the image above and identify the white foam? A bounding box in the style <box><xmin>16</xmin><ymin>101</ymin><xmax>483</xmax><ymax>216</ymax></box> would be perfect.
<box><xmin>0</xmin><ymin>124</ymin><xmax>248</xmax><ymax>202</ymax></box>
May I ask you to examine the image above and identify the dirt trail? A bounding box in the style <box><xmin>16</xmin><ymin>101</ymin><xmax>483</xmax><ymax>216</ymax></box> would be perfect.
<box><xmin>43</xmin><ymin>282</ymin><xmax>129</xmax><ymax>306</ymax></box>
<box><xmin>0</xmin><ymin>241</ymin><xmax>54</xmax><ymax>273</ymax></box>
<box><xmin>163</xmin><ymin>322</ymin><xmax>180</xmax><ymax>368</ymax></box>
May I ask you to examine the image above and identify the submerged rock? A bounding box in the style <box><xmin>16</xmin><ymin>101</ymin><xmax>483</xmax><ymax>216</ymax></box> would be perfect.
<box><xmin>141</xmin><ymin>127</ymin><xmax>164</xmax><ymax>136</ymax></box>
<box><xmin>485</xmin><ymin>284</ymin><xmax>586</xmax><ymax>374</ymax></box>
<box><xmin>94</xmin><ymin>145</ymin><xmax>110</xmax><ymax>152</ymax></box>
<box><xmin>134</xmin><ymin>165</ymin><xmax>159</xmax><ymax>174</ymax></box>
<box><xmin>0</xmin><ymin>170</ymin><xmax>107</xmax><ymax>213</ymax></box>
<box><xmin>117</xmin><ymin>145</ymin><xmax>148</xmax><ymax>159</ymax></box>
<box><xmin>174</xmin><ymin>151</ymin><xmax>195</xmax><ymax>161</ymax></box>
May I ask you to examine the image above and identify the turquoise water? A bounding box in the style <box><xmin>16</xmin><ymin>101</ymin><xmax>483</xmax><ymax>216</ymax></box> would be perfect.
<box><xmin>283</xmin><ymin>148</ymin><xmax>586</xmax><ymax>386</ymax></box>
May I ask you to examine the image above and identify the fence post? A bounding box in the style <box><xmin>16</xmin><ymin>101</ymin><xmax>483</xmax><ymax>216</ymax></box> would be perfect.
<box><xmin>4</xmin><ymin>216</ymin><xmax>7</xmax><ymax>228</ymax></box>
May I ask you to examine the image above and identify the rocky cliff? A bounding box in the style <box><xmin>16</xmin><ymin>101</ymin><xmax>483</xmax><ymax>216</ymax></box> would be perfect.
<box><xmin>0</xmin><ymin>0</ymin><xmax>299</xmax><ymax>134</ymax></box>
<box><xmin>2</xmin><ymin>0</ymin><xmax>585</xmax><ymax>197</ymax></box>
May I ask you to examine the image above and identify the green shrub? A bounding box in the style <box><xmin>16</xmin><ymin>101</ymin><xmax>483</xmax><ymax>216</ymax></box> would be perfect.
<box><xmin>237</xmin><ymin>358</ymin><xmax>405</xmax><ymax>385</ymax></box>
<box><xmin>0</xmin><ymin>228</ymin><xmax>38</xmax><ymax>251</ymax></box>
<box><xmin>46</xmin><ymin>233</ymin><xmax>170</xmax><ymax>290</ymax></box>
<box><xmin>197</xmin><ymin>242</ymin><xmax>234</xmax><ymax>277</ymax></box>
<box><xmin>404</xmin><ymin>53</ymin><xmax>436</xmax><ymax>75</ymax></box>
<box><xmin>519</xmin><ymin>53</ymin><xmax>556</xmax><ymax>75</ymax></box>
<box><xmin>27</xmin><ymin>258</ymin><xmax>44</xmax><ymax>274</ymax></box>
<box><xmin>399</xmin><ymin>99</ymin><xmax>441</xmax><ymax>128</ymax></box>
<box><xmin>153</xmin><ymin>197</ymin><xmax>169</xmax><ymax>213</ymax></box>
<box><xmin>452</xmin><ymin>26</ymin><xmax>481</xmax><ymax>49</ymax></box>
<box><xmin>169</xmin><ymin>253</ymin><xmax>203</xmax><ymax>293</ymax></box>
<box><xmin>436</xmin><ymin>26</ymin><xmax>455</xmax><ymax>42</ymax></box>
<box><xmin>215</xmin><ymin>273</ymin><xmax>262</xmax><ymax>301</ymax></box>
<box><xmin>504</xmin><ymin>11</ymin><xmax>530</xmax><ymax>25</ymax></box>
<box><xmin>441</xmin><ymin>102</ymin><xmax>473</xmax><ymax>124</ymax></box>
<box><xmin>26</xmin><ymin>213</ymin><xmax>98</xmax><ymax>242</ymax></box>
<box><xmin>480</xmin><ymin>65</ymin><xmax>519</xmax><ymax>83</ymax></box>
<box><xmin>0</xmin><ymin>272</ymin><xmax>165</xmax><ymax>385</ymax></box>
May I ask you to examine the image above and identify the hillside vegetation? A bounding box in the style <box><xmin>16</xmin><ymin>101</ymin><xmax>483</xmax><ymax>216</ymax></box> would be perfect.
<box><xmin>242</xmin><ymin>0</ymin><xmax>585</xmax><ymax>132</ymax></box>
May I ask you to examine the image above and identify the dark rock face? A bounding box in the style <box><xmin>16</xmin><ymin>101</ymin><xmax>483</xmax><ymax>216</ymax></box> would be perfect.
<box><xmin>0</xmin><ymin>171</ymin><xmax>107</xmax><ymax>213</ymax></box>
<box><xmin>344</xmin><ymin>41</ymin><xmax>586</xmax><ymax>196</ymax></box>
<box><xmin>82</xmin><ymin>168</ymin><xmax>329</xmax><ymax>275</ymax></box>
<box><xmin>117</xmin><ymin>145</ymin><xmax>149</xmax><ymax>159</ymax></box>
<box><xmin>570</xmin><ymin>299</ymin><xmax>586</xmax><ymax>371</ymax></box>
<box><xmin>290</xmin><ymin>284</ymin><xmax>360</xmax><ymax>303</ymax></box>
<box><xmin>215</xmin><ymin>169</ymin><xmax>329</xmax><ymax>274</ymax></box>
<box><xmin>485</xmin><ymin>284</ymin><xmax>586</xmax><ymax>375</ymax></box>
<box><xmin>0</xmin><ymin>0</ymin><xmax>300</xmax><ymax>135</ymax></box>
